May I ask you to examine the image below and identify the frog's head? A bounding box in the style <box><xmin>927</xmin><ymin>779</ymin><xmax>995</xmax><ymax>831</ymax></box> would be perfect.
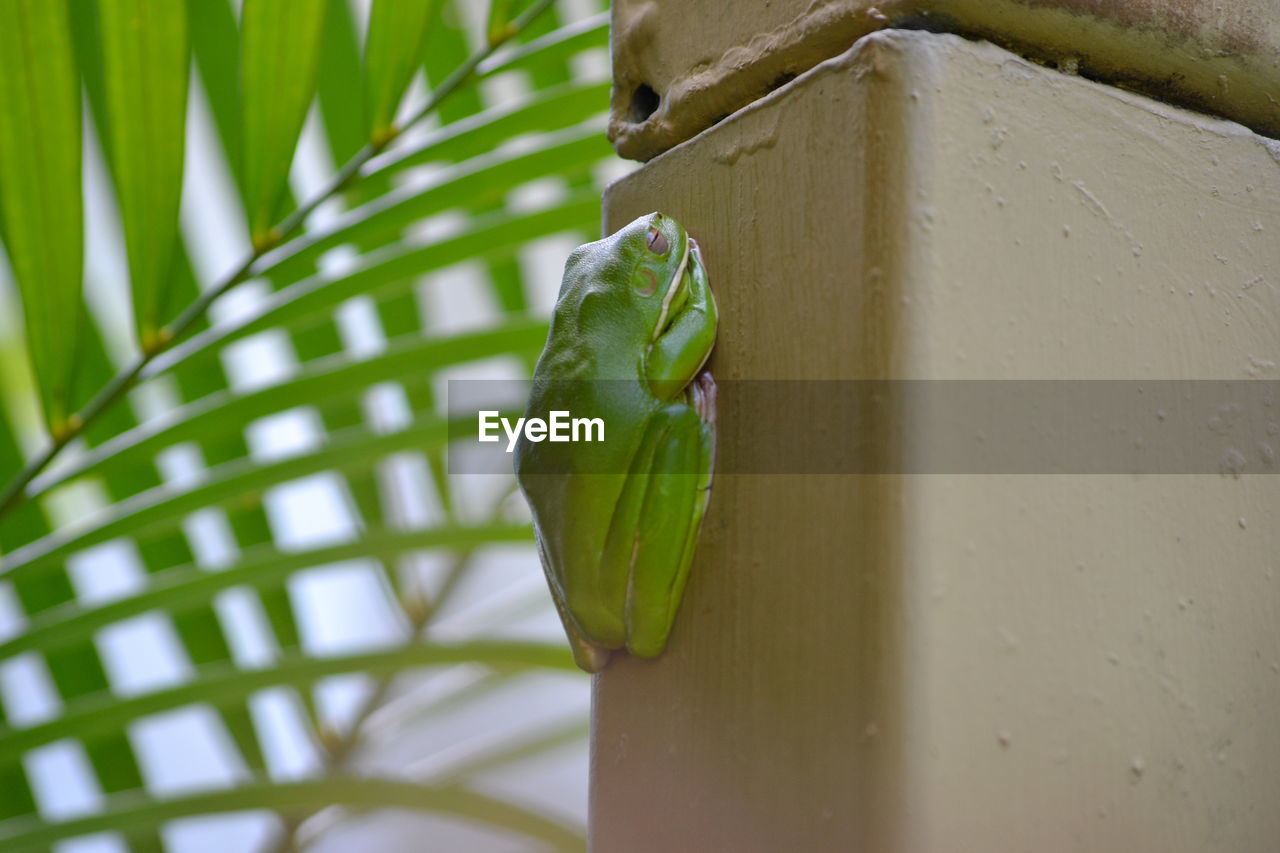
<box><xmin>599</xmin><ymin>211</ymin><xmax>700</xmax><ymax>341</ymax></box>
<box><xmin>554</xmin><ymin>212</ymin><xmax>712</xmax><ymax>377</ymax></box>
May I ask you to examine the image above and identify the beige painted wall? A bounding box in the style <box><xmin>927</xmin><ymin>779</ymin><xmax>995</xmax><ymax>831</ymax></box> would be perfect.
<box><xmin>594</xmin><ymin>30</ymin><xmax>1279</xmax><ymax>852</ymax></box>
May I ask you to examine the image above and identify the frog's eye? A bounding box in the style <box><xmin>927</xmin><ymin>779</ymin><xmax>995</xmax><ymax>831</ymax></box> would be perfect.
<box><xmin>646</xmin><ymin>228</ymin><xmax>669</xmax><ymax>255</ymax></box>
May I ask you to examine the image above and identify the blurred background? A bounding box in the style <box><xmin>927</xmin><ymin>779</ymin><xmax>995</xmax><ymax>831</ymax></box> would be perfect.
<box><xmin>0</xmin><ymin>0</ymin><xmax>626</xmax><ymax>850</ymax></box>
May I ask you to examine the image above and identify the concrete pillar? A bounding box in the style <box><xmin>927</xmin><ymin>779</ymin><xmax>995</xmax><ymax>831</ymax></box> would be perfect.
<box><xmin>593</xmin><ymin>23</ymin><xmax>1280</xmax><ymax>853</ymax></box>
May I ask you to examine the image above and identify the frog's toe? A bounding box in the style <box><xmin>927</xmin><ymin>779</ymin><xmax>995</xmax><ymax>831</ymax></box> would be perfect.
<box><xmin>690</xmin><ymin>370</ymin><xmax>717</xmax><ymax>425</ymax></box>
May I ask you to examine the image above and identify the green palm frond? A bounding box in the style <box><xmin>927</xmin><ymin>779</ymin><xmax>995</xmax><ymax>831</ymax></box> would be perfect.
<box><xmin>0</xmin><ymin>1</ymin><xmax>617</xmax><ymax>849</ymax></box>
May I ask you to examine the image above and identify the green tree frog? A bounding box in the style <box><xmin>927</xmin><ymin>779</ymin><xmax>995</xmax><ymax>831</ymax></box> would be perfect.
<box><xmin>515</xmin><ymin>212</ymin><xmax>718</xmax><ymax>673</ymax></box>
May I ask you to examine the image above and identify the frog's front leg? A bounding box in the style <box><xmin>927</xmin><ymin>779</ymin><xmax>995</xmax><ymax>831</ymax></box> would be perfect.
<box><xmin>600</xmin><ymin>386</ymin><xmax>716</xmax><ymax>660</ymax></box>
<box><xmin>646</xmin><ymin>240</ymin><xmax>717</xmax><ymax>391</ymax></box>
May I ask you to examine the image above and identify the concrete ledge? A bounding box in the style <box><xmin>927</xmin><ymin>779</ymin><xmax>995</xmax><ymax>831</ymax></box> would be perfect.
<box><xmin>609</xmin><ymin>0</ymin><xmax>1280</xmax><ymax>161</ymax></box>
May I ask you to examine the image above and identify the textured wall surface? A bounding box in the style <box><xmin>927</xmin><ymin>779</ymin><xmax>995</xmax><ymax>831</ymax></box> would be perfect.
<box><xmin>609</xmin><ymin>0</ymin><xmax>1280</xmax><ymax>161</ymax></box>
<box><xmin>594</xmin><ymin>30</ymin><xmax>1280</xmax><ymax>852</ymax></box>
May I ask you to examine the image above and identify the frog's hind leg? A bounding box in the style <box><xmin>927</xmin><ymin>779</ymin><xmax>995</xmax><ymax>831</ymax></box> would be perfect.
<box><xmin>620</xmin><ymin>398</ymin><xmax>716</xmax><ymax>660</ymax></box>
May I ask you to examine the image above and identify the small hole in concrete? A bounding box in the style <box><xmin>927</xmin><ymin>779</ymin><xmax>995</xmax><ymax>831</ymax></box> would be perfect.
<box><xmin>629</xmin><ymin>84</ymin><xmax>660</xmax><ymax>123</ymax></box>
<box><xmin>767</xmin><ymin>72</ymin><xmax>797</xmax><ymax>92</ymax></box>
